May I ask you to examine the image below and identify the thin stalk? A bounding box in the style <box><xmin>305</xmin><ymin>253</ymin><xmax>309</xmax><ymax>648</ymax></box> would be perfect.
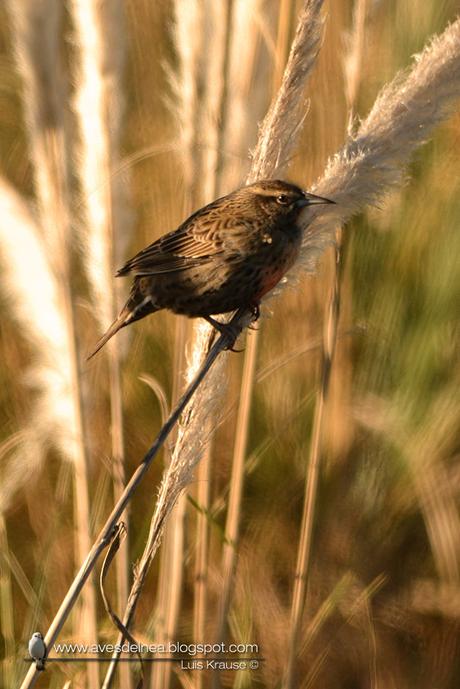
<box><xmin>215</xmin><ymin>330</ymin><xmax>259</xmax><ymax>645</ymax></box>
<box><xmin>98</xmin><ymin>312</ymin><xmax>251</xmax><ymax>688</ymax></box>
<box><xmin>273</xmin><ymin>0</ymin><xmax>296</xmax><ymax>91</ymax></box>
<box><xmin>18</xmin><ymin>314</ymin><xmax>245</xmax><ymax>689</ymax></box>
<box><xmin>69</xmin><ymin>5</ymin><xmax>130</xmax><ymax>684</ymax></box>
<box><xmin>151</xmin><ymin>9</ymin><xmax>202</xmax><ymax>663</ymax></box>
<box><xmin>150</xmin><ymin>0</ymin><xmax>207</xmax><ymax>679</ymax></box>
<box><xmin>149</xmin><ymin>316</ymin><xmax>188</xmax><ymax>689</ymax></box>
<box><xmin>283</xmin><ymin>236</ymin><xmax>343</xmax><ymax>689</ymax></box>
<box><xmin>192</xmin><ymin>438</ymin><xmax>212</xmax><ymax>689</ymax></box>
<box><xmin>64</xmin><ymin>281</ymin><xmax>99</xmax><ymax>689</ymax></box>
<box><xmin>212</xmin><ymin>0</ymin><xmax>234</xmax><ymax>198</ymax></box>
<box><xmin>108</xmin><ymin>339</ymin><xmax>130</xmax><ymax>689</ymax></box>
<box><xmin>284</xmin><ymin>2</ymin><xmax>367</xmax><ymax>682</ymax></box>
<box><xmin>214</xmin><ymin>0</ymin><xmax>325</xmax><ymax>653</ymax></box>
<box><xmin>189</xmin><ymin>5</ymin><xmax>235</xmax><ymax>681</ymax></box>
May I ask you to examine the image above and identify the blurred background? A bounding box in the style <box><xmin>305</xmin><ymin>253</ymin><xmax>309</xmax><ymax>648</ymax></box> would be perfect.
<box><xmin>0</xmin><ymin>1</ymin><xmax>459</xmax><ymax>688</ymax></box>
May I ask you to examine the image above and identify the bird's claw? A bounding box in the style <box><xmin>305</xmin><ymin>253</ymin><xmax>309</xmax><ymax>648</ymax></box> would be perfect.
<box><xmin>204</xmin><ymin>317</ymin><xmax>242</xmax><ymax>351</ymax></box>
<box><xmin>229</xmin><ymin>344</ymin><xmax>245</xmax><ymax>353</ymax></box>
<box><xmin>220</xmin><ymin>324</ymin><xmax>242</xmax><ymax>351</ymax></box>
<box><xmin>251</xmin><ymin>304</ymin><xmax>261</xmax><ymax>321</ymax></box>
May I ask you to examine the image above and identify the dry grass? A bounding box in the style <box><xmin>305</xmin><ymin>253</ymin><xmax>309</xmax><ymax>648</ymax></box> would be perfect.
<box><xmin>1</xmin><ymin>1</ymin><xmax>459</xmax><ymax>688</ymax></box>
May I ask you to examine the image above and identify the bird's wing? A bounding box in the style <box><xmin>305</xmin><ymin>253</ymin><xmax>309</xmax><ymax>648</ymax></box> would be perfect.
<box><xmin>117</xmin><ymin>208</ymin><xmax>246</xmax><ymax>277</ymax></box>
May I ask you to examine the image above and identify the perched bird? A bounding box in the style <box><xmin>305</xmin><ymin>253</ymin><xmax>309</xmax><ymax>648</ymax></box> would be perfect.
<box><xmin>88</xmin><ymin>179</ymin><xmax>334</xmax><ymax>358</ymax></box>
<box><xmin>28</xmin><ymin>632</ymin><xmax>46</xmax><ymax>671</ymax></box>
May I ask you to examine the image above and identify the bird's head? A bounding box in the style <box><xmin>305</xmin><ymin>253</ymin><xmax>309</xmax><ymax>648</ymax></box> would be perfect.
<box><xmin>32</xmin><ymin>632</ymin><xmax>43</xmax><ymax>639</ymax></box>
<box><xmin>246</xmin><ymin>179</ymin><xmax>334</xmax><ymax>219</ymax></box>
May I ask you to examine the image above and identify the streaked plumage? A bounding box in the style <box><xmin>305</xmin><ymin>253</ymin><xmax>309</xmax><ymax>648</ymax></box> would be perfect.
<box><xmin>88</xmin><ymin>180</ymin><xmax>334</xmax><ymax>358</ymax></box>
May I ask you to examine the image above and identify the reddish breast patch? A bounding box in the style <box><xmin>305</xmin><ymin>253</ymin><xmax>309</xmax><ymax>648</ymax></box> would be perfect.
<box><xmin>255</xmin><ymin>265</ymin><xmax>289</xmax><ymax>300</ymax></box>
<box><xmin>255</xmin><ymin>242</ymin><xmax>299</xmax><ymax>300</ymax></box>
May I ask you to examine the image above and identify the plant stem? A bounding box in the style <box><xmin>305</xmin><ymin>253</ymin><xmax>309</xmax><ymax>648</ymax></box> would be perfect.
<box><xmin>284</xmin><ymin>235</ymin><xmax>344</xmax><ymax>688</ymax></box>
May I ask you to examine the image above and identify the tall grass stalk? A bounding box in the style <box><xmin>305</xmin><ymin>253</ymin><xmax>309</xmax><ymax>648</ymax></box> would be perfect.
<box><xmin>202</xmin><ymin>0</ymin><xmax>234</xmax><ymax>201</ymax></box>
<box><xmin>273</xmin><ymin>0</ymin><xmax>296</xmax><ymax>90</ymax></box>
<box><xmin>152</xmin><ymin>29</ymin><xmax>200</xmax><ymax>689</ymax></box>
<box><xmin>221</xmin><ymin>0</ymin><xmax>269</xmax><ymax>192</ymax></box>
<box><xmin>193</xmin><ymin>437</ymin><xmax>212</xmax><ymax>689</ymax></box>
<box><xmin>147</xmin><ymin>4</ymin><xmax>213</xmax><ymax>684</ymax></box>
<box><xmin>216</xmin><ymin>0</ymin><xmax>325</xmax><ymax>649</ymax></box>
<box><xmin>5</xmin><ymin>3</ymin><xmax>99</xmax><ymax>686</ymax></box>
<box><xmin>188</xmin><ymin>8</ymin><xmax>268</xmax><ymax>685</ymax></box>
<box><xmin>69</xmin><ymin>2</ymin><xmax>131</xmax><ymax>687</ymax></box>
<box><xmin>170</xmin><ymin>0</ymin><xmax>206</xmax><ymax>204</ymax></box>
<box><xmin>284</xmin><ymin>241</ymin><xmax>343</xmax><ymax>688</ymax></box>
<box><xmin>215</xmin><ymin>333</ymin><xmax>260</xmax><ymax>647</ymax></box>
<box><xmin>284</xmin><ymin>3</ymin><xmax>367</xmax><ymax>684</ymax></box>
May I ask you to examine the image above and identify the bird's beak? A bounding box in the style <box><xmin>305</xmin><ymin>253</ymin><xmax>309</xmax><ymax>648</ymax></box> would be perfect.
<box><xmin>296</xmin><ymin>192</ymin><xmax>335</xmax><ymax>208</ymax></box>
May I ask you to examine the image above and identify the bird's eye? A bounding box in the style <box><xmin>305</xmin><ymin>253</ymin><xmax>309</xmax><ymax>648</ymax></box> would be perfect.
<box><xmin>276</xmin><ymin>194</ymin><xmax>290</xmax><ymax>205</ymax></box>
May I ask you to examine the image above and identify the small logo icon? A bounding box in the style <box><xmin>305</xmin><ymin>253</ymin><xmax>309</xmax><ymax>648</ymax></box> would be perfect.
<box><xmin>28</xmin><ymin>632</ymin><xmax>47</xmax><ymax>671</ymax></box>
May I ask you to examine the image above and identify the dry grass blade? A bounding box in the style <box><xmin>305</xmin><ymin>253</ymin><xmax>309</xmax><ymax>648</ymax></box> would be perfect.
<box><xmin>249</xmin><ymin>0</ymin><xmax>325</xmax><ymax>182</ymax></box>
<box><xmin>284</xmin><ymin>242</ymin><xmax>343</xmax><ymax>688</ymax></box>
<box><xmin>284</xmin><ymin>3</ymin><xmax>367</xmax><ymax>684</ymax></box>
<box><xmin>169</xmin><ymin>0</ymin><xmax>205</xmax><ymax>201</ymax></box>
<box><xmin>70</xmin><ymin>2</ymin><xmax>130</xmax><ymax>685</ymax></box>
<box><xmin>70</xmin><ymin>0</ymin><xmax>127</xmax><ymax>328</ymax></box>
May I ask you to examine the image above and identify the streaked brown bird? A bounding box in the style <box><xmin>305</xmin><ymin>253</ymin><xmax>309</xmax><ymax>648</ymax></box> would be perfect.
<box><xmin>88</xmin><ymin>179</ymin><xmax>334</xmax><ymax>358</ymax></box>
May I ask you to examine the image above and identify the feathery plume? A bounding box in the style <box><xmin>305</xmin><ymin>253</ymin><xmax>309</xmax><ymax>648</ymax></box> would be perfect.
<box><xmin>300</xmin><ymin>18</ymin><xmax>460</xmax><ymax>271</ymax></box>
<box><xmin>70</xmin><ymin>0</ymin><xmax>128</xmax><ymax>329</ymax></box>
<box><xmin>6</xmin><ymin>0</ymin><xmax>69</xmax><ymax>259</ymax></box>
<box><xmin>69</xmin><ymin>5</ymin><xmax>130</xmax><ymax>686</ymax></box>
<box><xmin>0</xmin><ymin>179</ymin><xmax>79</xmax><ymax>506</ymax></box>
<box><xmin>170</xmin><ymin>0</ymin><xmax>205</xmax><ymax>199</ymax></box>
<box><xmin>249</xmin><ymin>0</ymin><xmax>325</xmax><ymax>181</ymax></box>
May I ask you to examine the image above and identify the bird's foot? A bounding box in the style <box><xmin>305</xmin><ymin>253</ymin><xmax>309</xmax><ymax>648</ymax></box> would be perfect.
<box><xmin>204</xmin><ymin>316</ymin><xmax>242</xmax><ymax>352</ymax></box>
<box><xmin>248</xmin><ymin>303</ymin><xmax>261</xmax><ymax>330</ymax></box>
<box><xmin>251</xmin><ymin>304</ymin><xmax>261</xmax><ymax>321</ymax></box>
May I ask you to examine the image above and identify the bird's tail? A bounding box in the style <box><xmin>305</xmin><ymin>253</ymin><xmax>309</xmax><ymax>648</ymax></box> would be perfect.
<box><xmin>87</xmin><ymin>288</ymin><xmax>160</xmax><ymax>360</ymax></box>
<box><xmin>86</xmin><ymin>310</ymin><xmax>131</xmax><ymax>360</ymax></box>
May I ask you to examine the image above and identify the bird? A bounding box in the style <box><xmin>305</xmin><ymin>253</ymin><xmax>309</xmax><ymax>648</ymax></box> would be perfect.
<box><xmin>88</xmin><ymin>179</ymin><xmax>334</xmax><ymax>359</ymax></box>
<box><xmin>28</xmin><ymin>632</ymin><xmax>46</xmax><ymax>671</ymax></box>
